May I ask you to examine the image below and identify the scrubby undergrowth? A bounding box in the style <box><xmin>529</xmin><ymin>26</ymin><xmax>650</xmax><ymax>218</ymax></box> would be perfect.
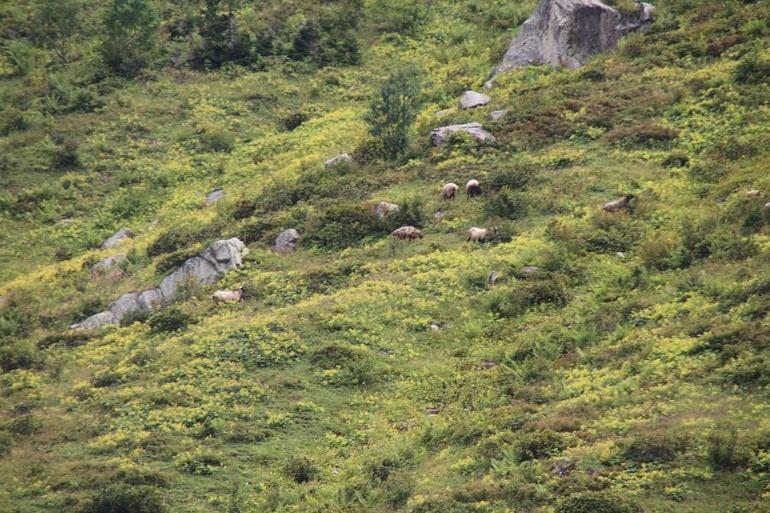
<box><xmin>1</xmin><ymin>1</ymin><xmax>770</xmax><ymax>512</ymax></box>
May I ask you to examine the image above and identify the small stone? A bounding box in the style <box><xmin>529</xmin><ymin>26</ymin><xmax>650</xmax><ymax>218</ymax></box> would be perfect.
<box><xmin>100</xmin><ymin>228</ymin><xmax>134</xmax><ymax>249</ymax></box>
<box><xmin>459</xmin><ymin>91</ymin><xmax>491</xmax><ymax>110</ymax></box>
<box><xmin>489</xmin><ymin>109</ymin><xmax>508</xmax><ymax>121</ymax></box>
<box><xmin>325</xmin><ymin>153</ymin><xmax>353</xmax><ymax>168</ymax></box>
<box><xmin>206</xmin><ymin>188</ymin><xmax>224</xmax><ymax>204</ymax></box>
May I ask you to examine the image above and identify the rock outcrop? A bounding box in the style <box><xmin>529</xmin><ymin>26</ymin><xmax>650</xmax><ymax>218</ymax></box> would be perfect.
<box><xmin>489</xmin><ymin>110</ymin><xmax>508</xmax><ymax>121</ymax></box>
<box><xmin>374</xmin><ymin>201</ymin><xmax>399</xmax><ymax>220</ymax></box>
<box><xmin>489</xmin><ymin>0</ymin><xmax>655</xmax><ymax>81</ymax></box>
<box><xmin>71</xmin><ymin>238</ymin><xmax>248</xmax><ymax>329</ymax></box>
<box><xmin>325</xmin><ymin>153</ymin><xmax>353</xmax><ymax>168</ymax></box>
<box><xmin>459</xmin><ymin>91</ymin><xmax>491</xmax><ymax>110</ymax></box>
<box><xmin>100</xmin><ymin>228</ymin><xmax>134</xmax><ymax>249</ymax></box>
<box><xmin>275</xmin><ymin>229</ymin><xmax>300</xmax><ymax>253</ymax></box>
<box><xmin>431</xmin><ymin>123</ymin><xmax>495</xmax><ymax>146</ymax></box>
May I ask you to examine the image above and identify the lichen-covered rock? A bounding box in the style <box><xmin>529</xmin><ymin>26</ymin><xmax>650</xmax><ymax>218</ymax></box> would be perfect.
<box><xmin>431</xmin><ymin>122</ymin><xmax>495</xmax><ymax>146</ymax></box>
<box><xmin>374</xmin><ymin>202</ymin><xmax>399</xmax><ymax>220</ymax></box>
<box><xmin>489</xmin><ymin>0</ymin><xmax>655</xmax><ymax>81</ymax></box>
<box><xmin>459</xmin><ymin>91</ymin><xmax>491</xmax><ymax>110</ymax></box>
<box><xmin>275</xmin><ymin>229</ymin><xmax>300</xmax><ymax>253</ymax></box>
<box><xmin>71</xmin><ymin>238</ymin><xmax>248</xmax><ymax>329</ymax></box>
<box><xmin>489</xmin><ymin>109</ymin><xmax>508</xmax><ymax>121</ymax></box>
<box><xmin>100</xmin><ymin>228</ymin><xmax>134</xmax><ymax>249</ymax></box>
<box><xmin>324</xmin><ymin>153</ymin><xmax>353</xmax><ymax>168</ymax></box>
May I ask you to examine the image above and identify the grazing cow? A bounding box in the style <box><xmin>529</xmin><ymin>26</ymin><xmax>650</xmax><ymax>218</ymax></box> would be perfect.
<box><xmin>392</xmin><ymin>226</ymin><xmax>424</xmax><ymax>241</ymax></box>
<box><xmin>212</xmin><ymin>288</ymin><xmax>244</xmax><ymax>304</ymax></box>
<box><xmin>442</xmin><ymin>183</ymin><xmax>460</xmax><ymax>201</ymax></box>
<box><xmin>467</xmin><ymin>227</ymin><xmax>496</xmax><ymax>242</ymax></box>
<box><xmin>602</xmin><ymin>194</ymin><xmax>634</xmax><ymax>212</ymax></box>
<box><xmin>466</xmin><ymin>179</ymin><xmax>482</xmax><ymax>198</ymax></box>
<box><xmin>747</xmin><ymin>190</ymin><xmax>762</xmax><ymax>198</ymax></box>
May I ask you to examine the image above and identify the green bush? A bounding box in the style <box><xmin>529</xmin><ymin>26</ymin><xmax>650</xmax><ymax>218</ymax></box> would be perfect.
<box><xmin>488</xmin><ymin>277</ymin><xmax>569</xmax><ymax>318</ymax></box>
<box><xmin>0</xmin><ymin>430</ymin><xmax>11</xmax><ymax>455</ymax></box>
<box><xmin>555</xmin><ymin>492</ymin><xmax>641</xmax><ymax>513</ymax></box>
<box><xmin>147</xmin><ymin>306</ymin><xmax>195</xmax><ymax>333</ymax></box>
<box><xmin>623</xmin><ymin>432</ymin><xmax>689</xmax><ymax>463</ymax></box>
<box><xmin>485</xmin><ymin>188</ymin><xmax>529</xmax><ymax>220</ymax></box>
<box><xmin>707</xmin><ymin>429</ymin><xmax>751</xmax><ymax>471</ymax></box>
<box><xmin>488</xmin><ymin>165</ymin><xmax>534</xmax><ymax>192</ymax></box>
<box><xmin>512</xmin><ymin>430</ymin><xmax>565</xmax><ymax>462</ymax></box>
<box><xmin>304</xmin><ymin>202</ymin><xmax>384</xmax><ymax>249</ymax></box>
<box><xmin>51</xmin><ymin>139</ymin><xmax>80</xmax><ymax>171</ymax></box>
<box><xmin>383</xmin><ymin>198</ymin><xmax>425</xmax><ymax>231</ymax></box>
<box><xmin>0</xmin><ymin>341</ymin><xmax>37</xmax><ymax>371</ymax></box>
<box><xmin>147</xmin><ymin>222</ymin><xmax>218</xmax><ymax>257</ymax></box>
<box><xmin>605</xmin><ymin>122</ymin><xmax>678</xmax><ymax>149</ymax></box>
<box><xmin>283</xmin><ymin>456</ymin><xmax>317</xmax><ymax>483</ymax></box>
<box><xmin>6</xmin><ymin>414</ymin><xmax>42</xmax><ymax>436</ymax></box>
<box><xmin>86</xmin><ymin>483</ymin><xmax>165</xmax><ymax>513</ymax></box>
<box><xmin>734</xmin><ymin>51</ymin><xmax>770</xmax><ymax>84</ymax></box>
<box><xmin>198</xmin><ymin>127</ymin><xmax>235</xmax><ymax>153</ymax></box>
<box><xmin>100</xmin><ymin>0</ymin><xmax>159</xmax><ymax>76</ymax></box>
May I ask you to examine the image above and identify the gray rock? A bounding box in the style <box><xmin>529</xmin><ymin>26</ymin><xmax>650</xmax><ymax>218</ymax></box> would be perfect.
<box><xmin>459</xmin><ymin>91</ymin><xmax>491</xmax><ymax>110</ymax></box>
<box><xmin>275</xmin><ymin>229</ymin><xmax>300</xmax><ymax>253</ymax></box>
<box><xmin>324</xmin><ymin>153</ymin><xmax>353</xmax><ymax>168</ymax></box>
<box><xmin>374</xmin><ymin>201</ymin><xmax>399</xmax><ymax>220</ymax></box>
<box><xmin>430</xmin><ymin>122</ymin><xmax>496</xmax><ymax>146</ymax></box>
<box><xmin>69</xmin><ymin>311</ymin><xmax>117</xmax><ymax>330</ymax></box>
<box><xmin>91</xmin><ymin>254</ymin><xmax>128</xmax><ymax>277</ymax></box>
<box><xmin>206</xmin><ymin>189</ymin><xmax>224</xmax><ymax>204</ymax></box>
<box><xmin>489</xmin><ymin>109</ymin><xmax>508</xmax><ymax>121</ymax></box>
<box><xmin>159</xmin><ymin>238</ymin><xmax>247</xmax><ymax>299</ymax></box>
<box><xmin>490</xmin><ymin>0</ymin><xmax>655</xmax><ymax>80</ymax></box>
<box><xmin>72</xmin><ymin>238</ymin><xmax>248</xmax><ymax>330</ymax></box>
<box><xmin>101</xmin><ymin>228</ymin><xmax>134</xmax><ymax>249</ymax></box>
<box><xmin>521</xmin><ymin>266</ymin><xmax>542</xmax><ymax>275</ymax></box>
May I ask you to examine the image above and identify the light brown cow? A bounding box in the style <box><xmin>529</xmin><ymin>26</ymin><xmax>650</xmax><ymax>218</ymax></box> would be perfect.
<box><xmin>603</xmin><ymin>194</ymin><xmax>635</xmax><ymax>212</ymax></box>
<box><xmin>442</xmin><ymin>183</ymin><xmax>460</xmax><ymax>201</ymax></box>
<box><xmin>467</xmin><ymin>227</ymin><xmax>497</xmax><ymax>242</ymax></box>
<box><xmin>212</xmin><ymin>289</ymin><xmax>244</xmax><ymax>304</ymax></box>
<box><xmin>392</xmin><ymin>226</ymin><xmax>424</xmax><ymax>241</ymax></box>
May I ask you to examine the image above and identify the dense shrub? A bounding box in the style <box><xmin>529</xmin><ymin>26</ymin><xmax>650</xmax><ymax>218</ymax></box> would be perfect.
<box><xmin>147</xmin><ymin>222</ymin><xmax>218</xmax><ymax>256</ymax></box>
<box><xmin>280</xmin><ymin>112</ymin><xmax>309</xmax><ymax>132</ymax></box>
<box><xmin>488</xmin><ymin>165</ymin><xmax>534</xmax><ymax>192</ymax></box>
<box><xmin>85</xmin><ymin>483</ymin><xmax>166</xmax><ymax>513</ymax></box>
<box><xmin>485</xmin><ymin>188</ymin><xmax>529</xmax><ymax>220</ymax></box>
<box><xmin>198</xmin><ymin>126</ymin><xmax>235</xmax><ymax>153</ymax></box>
<box><xmin>383</xmin><ymin>198</ymin><xmax>425</xmax><ymax>231</ymax></box>
<box><xmin>100</xmin><ymin>0</ymin><xmax>159</xmax><ymax>76</ymax></box>
<box><xmin>623</xmin><ymin>431</ymin><xmax>689</xmax><ymax>463</ymax></box>
<box><xmin>0</xmin><ymin>341</ymin><xmax>37</xmax><ymax>371</ymax></box>
<box><xmin>734</xmin><ymin>51</ymin><xmax>770</xmax><ymax>84</ymax></box>
<box><xmin>488</xmin><ymin>277</ymin><xmax>569</xmax><ymax>318</ymax></box>
<box><xmin>6</xmin><ymin>414</ymin><xmax>42</xmax><ymax>436</ymax></box>
<box><xmin>283</xmin><ymin>456</ymin><xmax>317</xmax><ymax>483</ymax></box>
<box><xmin>512</xmin><ymin>430</ymin><xmax>566</xmax><ymax>462</ymax></box>
<box><xmin>51</xmin><ymin>139</ymin><xmax>80</xmax><ymax>170</ymax></box>
<box><xmin>304</xmin><ymin>202</ymin><xmax>383</xmax><ymax>249</ymax></box>
<box><xmin>556</xmin><ymin>492</ymin><xmax>641</xmax><ymax>513</ymax></box>
<box><xmin>707</xmin><ymin>429</ymin><xmax>751</xmax><ymax>471</ymax></box>
<box><xmin>147</xmin><ymin>306</ymin><xmax>195</xmax><ymax>333</ymax></box>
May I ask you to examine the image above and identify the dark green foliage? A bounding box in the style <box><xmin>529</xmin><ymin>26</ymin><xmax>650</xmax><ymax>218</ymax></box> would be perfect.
<box><xmin>147</xmin><ymin>222</ymin><xmax>218</xmax><ymax>257</ymax></box>
<box><xmin>383</xmin><ymin>198</ymin><xmax>425</xmax><ymax>231</ymax></box>
<box><xmin>0</xmin><ymin>108</ymin><xmax>27</xmax><ymax>135</ymax></box>
<box><xmin>198</xmin><ymin>126</ymin><xmax>235</xmax><ymax>153</ymax></box>
<box><xmin>85</xmin><ymin>483</ymin><xmax>166</xmax><ymax>513</ymax></box>
<box><xmin>733</xmin><ymin>51</ymin><xmax>770</xmax><ymax>84</ymax></box>
<box><xmin>707</xmin><ymin>429</ymin><xmax>750</xmax><ymax>470</ymax></box>
<box><xmin>485</xmin><ymin>188</ymin><xmax>529</xmax><ymax>220</ymax></box>
<box><xmin>623</xmin><ymin>432</ymin><xmax>689</xmax><ymax>463</ymax></box>
<box><xmin>148</xmin><ymin>306</ymin><xmax>195</xmax><ymax>333</ymax></box>
<box><xmin>6</xmin><ymin>414</ymin><xmax>42</xmax><ymax>436</ymax></box>
<box><xmin>280</xmin><ymin>112</ymin><xmax>309</xmax><ymax>132</ymax></box>
<box><xmin>304</xmin><ymin>202</ymin><xmax>383</xmax><ymax>249</ymax></box>
<box><xmin>488</xmin><ymin>166</ymin><xmax>534</xmax><ymax>192</ymax></box>
<box><xmin>288</xmin><ymin>5</ymin><xmax>361</xmax><ymax>66</ymax></box>
<box><xmin>364</xmin><ymin>65</ymin><xmax>422</xmax><ymax>160</ymax></box>
<box><xmin>33</xmin><ymin>0</ymin><xmax>82</xmax><ymax>54</ymax></box>
<box><xmin>283</xmin><ymin>456</ymin><xmax>317</xmax><ymax>483</ymax></box>
<box><xmin>512</xmin><ymin>430</ymin><xmax>565</xmax><ymax>462</ymax></box>
<box><xmin>51</xmin><ymin>138</ymin><xmax>80</xmax><ymax>170</ymax></box>
<box><xmin>0</xmin><ymin>431</ymin><xmax>11</xmax><ymax>456</ymax></box>
<box><xmin>488</xmin><ymin>277</ymin><xmax>569</xmax><ymax>318</ymax></box>
<box><xmin>555</xmin><ymin>492</ymin><xmax>641</xmax><ymax>513</ymax></box>
<box><xmin>0</xmin><ymin>341</ymin><xmax>37</xmax><ymax>371</ymax></box>
<box><xmin>194</xmin><ymin>0</ymin><xmax>254</xmax><ymax>69</ymax></box>
<box><xmin>100</xmin><ymin>0</ymin><xmax>159</xmax><ymax>76</ymax></box>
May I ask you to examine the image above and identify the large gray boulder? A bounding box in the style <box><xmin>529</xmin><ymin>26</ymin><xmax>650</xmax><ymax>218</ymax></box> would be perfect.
<box><xmin>71</xmin><ymin>238</ymin><xmax>248</xmax><ymax>330</ymax></box>
<box><xmin>490</xmin><ymin>0</ymin><xmax>655</xmax><ymax>81</ymax></box>
<box><xmin>159</xmin><ymin>238</ymin><xmax>248</xmax><ymax>299</ymax></box>
<box><xmin>275</xmin><ymin>229</ymin><xmax>300</xmax><ymax>253</ymax></box>
<box><xmin>374</xmin><ymin>202</ymin><xmax>399</xmax><ymax>220</ymax></box>
<box><xmin>101</xmin><ymin>228</ymin><xmax>134</xmax><ymax>249</ymax></box>
<box><xmin>431</xmin><ymin>123</ymin><xmax>496</xmax><ymax>146</ymax></box>
<box><xmin>459</xmin><ymin>91</ymin><xmax>491</xmax><ymax>110</ymax></box>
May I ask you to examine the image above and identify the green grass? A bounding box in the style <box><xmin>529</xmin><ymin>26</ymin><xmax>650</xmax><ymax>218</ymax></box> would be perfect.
<box><xmin>1</xmin><ymin>0</ymin><xmax>770</xmax><ymax>512</ymax></box>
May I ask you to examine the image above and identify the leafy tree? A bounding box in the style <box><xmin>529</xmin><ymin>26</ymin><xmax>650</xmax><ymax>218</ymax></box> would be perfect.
<box><xmin>100</xmin><ymin>0</ymin><xmax>159</xmax><ymax>76</ymax></box>
<box><xmin>34</xmin><ymin>0</ymin><xmax>82</xmax><ymax>62</ymax></box>
<box><xmin>196</xmin><ymin>0</ymin><xmax>253</xmax><ymax>69</ymax></box>
<box><xmin>364</xmin><ymin>65</ymin><xmax>422</xmax><ymax>160</ymax></box>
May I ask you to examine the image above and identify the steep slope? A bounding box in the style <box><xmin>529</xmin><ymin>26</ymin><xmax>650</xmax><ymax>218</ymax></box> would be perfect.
<box><xmin>1</xmin><ymin>1</ymin><xmax>770</xmax><ymax>513</ymax></box>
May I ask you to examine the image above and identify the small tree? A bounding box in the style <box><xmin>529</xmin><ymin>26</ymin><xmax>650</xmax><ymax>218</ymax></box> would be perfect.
<box><xmin>34</xmin><ymin>0</ymin><xmax>82</xmax><ymax>62</ymax></box>
<box><xmin>364</xmin><ymin>65</ymin><xmax>422</xmax><ymax>161</ymax></box>
<box><xmin>100</xmin><ymin>0</ymin><xmax>159</xmax><ymax>76</ymax></box>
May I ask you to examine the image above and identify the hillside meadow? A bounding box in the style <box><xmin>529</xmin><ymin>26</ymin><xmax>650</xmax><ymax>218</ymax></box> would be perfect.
<box><xmin>1</xmin><ymin>0</ymin><xmax>770</xmax><ymax>512</ymax></box>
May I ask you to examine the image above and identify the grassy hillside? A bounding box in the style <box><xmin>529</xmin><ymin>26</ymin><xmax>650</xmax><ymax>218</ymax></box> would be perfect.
<box><xmin>1</xmin><ymin>1</ymin><xmax>770</xmax><ymax>512</ymax></box>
